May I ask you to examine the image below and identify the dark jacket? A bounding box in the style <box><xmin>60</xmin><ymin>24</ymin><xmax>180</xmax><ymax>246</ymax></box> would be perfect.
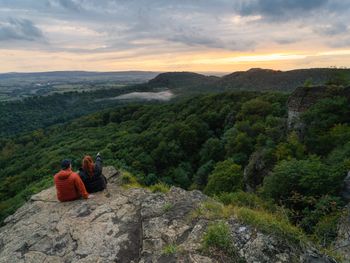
<box><xmin>79</xmin><ymin>155</ymin><xmax>107</xmax><ymax>193</ymax></box>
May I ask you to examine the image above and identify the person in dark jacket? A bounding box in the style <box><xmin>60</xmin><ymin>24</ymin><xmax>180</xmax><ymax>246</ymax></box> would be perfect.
<box><xmin>79</xmin><ymin>153</ymin><xmax>107</xmax><ymax>193</ymax></box>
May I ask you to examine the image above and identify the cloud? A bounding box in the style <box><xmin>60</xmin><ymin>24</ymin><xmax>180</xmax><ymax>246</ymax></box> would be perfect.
<box><xmin>0</xmin><ymin>0</ymin><xmax>350</xmax><ymax>71</ymax></box>
<box><xmin>48</xmin><ymin>0</ymin><xmax>82</xmax><ymax>11</ymax></box>
<box><xmin>238</xmin><ymin>0</ymin><xmax>329</xmax><ymax>20</ymax></box>
<box><xmin>314</xmin><ymin>23</ymin><xmax>348</xmax><ymax>36</ymax></box>
<box><xmin>0</xmin><ymin>18</ymin><xmax>43</xmax><ymax>41</ymax></box>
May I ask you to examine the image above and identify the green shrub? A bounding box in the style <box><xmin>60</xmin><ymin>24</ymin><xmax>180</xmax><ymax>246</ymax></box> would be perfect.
<box><xmin>162</xmin><ymin>244</ymin><xmax>177</xmax><ymax>255</ymax></box>
<box><xmin>149</xmin><ymin>182</ymin><xmax>170</xmax><ymax>193</ymax></box>
<box><xmin>313</xmin><ymin>213</ymin><xmax>341</xmax><ymax>247</ymax></box>
<box><xmin>120</xmin><ymin>171</ymin><xmax>142</xmax><ymax>188</ymax></box>
<box><xmin>234</xmin><ymin>207</ymin><xmax>306</xmax><ymax>246</ymax></box>
<box><xmin>263</xmin><ymin>157</ymin><xmax>341</xmax><ymax>201</ymax></box>
<box><xmin>216</xmin><ymin>191</ymin><xmax>284</xmax><ymax>216</ymax></box>
<box><xmin>162</xmin><ymin>202</ymin><xmax>173</xmax><ymax>213</ymax></box>
<box><xmin>202</xmin><ymin>221</ymin><xmax>240</xmax><ymax>261</ymax></box>
<box><xmin>191</xmin><ymin>200</ymin><xmax>226</xmax><ymax>220</ymax></box>
<box><xmin>204</xmin><ymin>160</ymin><xmax>243</xmax><ymax>196</ymax></box>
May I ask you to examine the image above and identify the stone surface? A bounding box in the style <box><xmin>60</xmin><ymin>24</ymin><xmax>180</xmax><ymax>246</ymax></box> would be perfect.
<box><xmin>0</xmin><ymin>167</ymin><xmax>337</xmax><ymax>263</ymax></box>
<box><xmin>243</xmin><ymin>149</ymin><xmax>273</xmax><ymax>192</ymax></box>
<box><xmin>335</xmin><ymin>205</ymin><xmax>350</xmax><ymax>260</ymax></box>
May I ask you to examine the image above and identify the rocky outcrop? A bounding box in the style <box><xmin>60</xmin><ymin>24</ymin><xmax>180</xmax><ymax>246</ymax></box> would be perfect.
<box><xmin>0</xmin><ymin>167</ymin><xmax>336</xmax><ymax>263</ymax></box>
<box><xmin>335</xmin><ymin>205</ymin><xmax>350</xmax><ymax>260</ymax></box>
<box><xmin>243</xmin><ymin>149</ymin><xmax>274</xmax><ymax>192</ymax></box>
<box><xmin>341</xmin><ymin>172</ymin><xmax>350</xmax><ymax>201</ymax></box>
<box><xmin>287</xmin><ymin>86</ymin><xmax>350</xmax><ymax>133</ymax></box>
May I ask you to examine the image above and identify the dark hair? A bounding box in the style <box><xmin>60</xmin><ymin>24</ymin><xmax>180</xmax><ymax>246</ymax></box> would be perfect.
<box><xmin>61</xmin><ymin>159</ymin><xmax>71</xmax><ymax>170</ymax></box>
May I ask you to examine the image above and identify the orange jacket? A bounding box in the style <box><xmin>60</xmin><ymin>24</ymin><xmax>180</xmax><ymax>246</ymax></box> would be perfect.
<box><xmin>54</xmin><ymin>168</ymin><xmax>89</xmax><ymax>202</ymax></box>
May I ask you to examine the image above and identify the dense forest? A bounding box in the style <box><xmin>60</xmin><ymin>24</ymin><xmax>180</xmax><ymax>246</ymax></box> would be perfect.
<box><xmin>0</xmin><ymin>84</ymin><xmax>158</xmax><ymax>136</ymax></box>
<box><xmin>0</xmin><ymin>91</ymin><xmax>283</xmax><ymax>217</ymax></box>
<box><xmin>1</xmin><ymin>88</ymin><xmax>350</xmax><ymax>253</ymax></box>
<box><xmin>2</xmin><ymin>68</ymin><xmax>349</xmax><ymax>137</ymax></box>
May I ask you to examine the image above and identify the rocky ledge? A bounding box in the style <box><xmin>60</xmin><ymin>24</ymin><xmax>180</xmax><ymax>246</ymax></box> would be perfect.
<box><xmin>0</xmin><ymin>167</ymin><xmax>337</xmax><ymax>263</ymax></box>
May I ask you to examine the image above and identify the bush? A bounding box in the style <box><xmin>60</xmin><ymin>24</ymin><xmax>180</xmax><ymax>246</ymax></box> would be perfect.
<box><xmin>204</xmin><ymin>160</ymin><xmax>243</xmax><ymax>196</ymax></box>
<box><xmin>202</xmin><ymin>221</ymin><xmax>240</xmax><ymax>260</ymax></box>
<box><xmin>313</xmin><ymin>213</ymin><xmax>341</xmax><ymax>247</ymax></box>
<box><xmin>263</xmin><ymin>157</ymin><xmax>341</xmax><ymax>201</ymax></box>
<box><xmin>216</xmin><ymin>191</ymin><xmax>281</xmax><ymax>215</ymax></box>
<box><xmin>234</xmin><ymin>207</ymin><xmax>306</xmax><ymax>246</ymax></box>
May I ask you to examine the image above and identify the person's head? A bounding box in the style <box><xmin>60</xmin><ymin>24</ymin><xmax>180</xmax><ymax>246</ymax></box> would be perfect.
<box><xmin>61</xmin><ymin>159</ymin><xmax>72</xmax><ymax>170</ymax></box>
<box><xmin>82</xmin><ymin>155</ymin><xmax>94</xmax><ymax>177</ymax></box>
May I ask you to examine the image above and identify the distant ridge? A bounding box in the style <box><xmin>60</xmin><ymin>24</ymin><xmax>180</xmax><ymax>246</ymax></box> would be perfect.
<box><xmin>148</xmin><ymin>71</ymin><xmax>219</xmax><ymax>89</ymax></box>
<box><xmin>147</xmin><ymin>68</ymin><xmax>350</xmax><ymax>92</ymax></box>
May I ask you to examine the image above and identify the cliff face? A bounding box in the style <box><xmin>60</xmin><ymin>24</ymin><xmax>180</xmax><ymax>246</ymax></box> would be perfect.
<box><xmin>287</xmin><ymin>86</ymin><xmax>350</xmax><ymax>132</ymax></box>
<box><xmin>0</xmin><ymin>167</ymin><xmax>336</xmax><ymax>263</ymax></box>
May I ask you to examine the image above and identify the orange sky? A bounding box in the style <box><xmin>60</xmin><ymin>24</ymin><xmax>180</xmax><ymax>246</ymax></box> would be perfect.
<box><xmin>0</xmin><ymin>1</ymin><xmax>350</xmax><ymax>73</ymax></box>
<box><xmin>1</xmin><ymin>48</ymin><xmax>350</xmax><ymax>73</ymax></box>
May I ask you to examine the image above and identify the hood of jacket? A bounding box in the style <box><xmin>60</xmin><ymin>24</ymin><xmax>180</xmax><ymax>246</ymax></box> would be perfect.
<box><xmin>56</xmin><ymin>169</ymin><xmax>73</xmax><ymax>180</ymax></box>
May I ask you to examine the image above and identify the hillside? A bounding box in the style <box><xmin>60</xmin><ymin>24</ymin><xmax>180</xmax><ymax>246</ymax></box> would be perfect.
<box><xmin>1</xmin><ymin>87</ymin><xmax>350</xmax><ymax>260</ymax></box>
<box><xmin>147</xmin><ymin>72</ymin><xmax>219</xmax><ymax>93</ymax></box>
<box><xmin>146</xmin><ymin>68</ymin><xmax>350</xmax><ymax>92</ymax></box>
<box><xmin>0</xmin><ymin>167</ymin><xmax>336</xmax><ymax>263</ymax></box>
<box><xmin>217</xmin><ymin>68</ymin><xmax>350</xmax><ymax>91</ymax></box>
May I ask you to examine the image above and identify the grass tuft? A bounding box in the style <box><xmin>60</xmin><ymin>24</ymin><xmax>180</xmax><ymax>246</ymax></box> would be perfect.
<box><xmin>148</xmin><ymin>182</ymin><xmax>170</xmax><ymax>193</ymax></box>
<box><xmin>202</xmin><ymin>221</ymin><xmax>242</xmax><ymax>261</ymax></box>
<box><xmin>162</xmin><ymin>244</ymin><xmax>177</xmax><ymax>255</ymax></box>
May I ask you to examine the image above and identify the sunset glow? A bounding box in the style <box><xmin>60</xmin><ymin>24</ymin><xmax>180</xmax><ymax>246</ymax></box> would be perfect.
<box><xmin>0</xmin><ymin>0</ymin><xmax>350</xmax><ymax>73</ymax></box>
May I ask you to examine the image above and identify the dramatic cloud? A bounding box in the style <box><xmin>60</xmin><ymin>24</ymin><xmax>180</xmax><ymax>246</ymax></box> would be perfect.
<box><xmin>0</xmin><ymin>0</ymin><xmax>349</xmax><ymax>72</ymax></box>
<box><xmin>238</xmin><ymin>0</ymin><xmax>329</xmax><ymax>19</ymax></box>
<box><xmin>0</xmin><ymin>18</ymin><xmax>43</xmax><ymax>41</ymax></box>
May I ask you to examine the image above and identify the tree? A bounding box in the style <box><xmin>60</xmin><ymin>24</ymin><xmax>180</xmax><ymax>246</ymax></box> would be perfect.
<box><xmin>193</xmin><ymin>160</ymin><xmax>215</xmax><ymax>188</ymax></box>
<box><xmin>263</xmin><ymin>157</ymin><xmax>342</xmax><ymax>202</ymax></box>
<box><xmin>199</xmin><ymin>138</ymin><xmax>224</xmax><ymax>164</ymax></box>
<box><xmin>204</xmin><ymin>160</ymin><xmax>243</xmax><ymax>196</ymax></box>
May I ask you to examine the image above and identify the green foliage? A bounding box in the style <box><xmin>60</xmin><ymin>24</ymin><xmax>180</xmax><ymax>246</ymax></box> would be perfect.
<box><xmin>193</xmin><ymin>160</ymin><xmax>215</xmax><ymax>189</ymax></box>
<box><xmin>263</xmin><ymin>157</ymin><xmax>344</xmax><ymax>234</ymax></box>
<box><xmin>204</xmin><ymin>160</ymin><xmax>243</xmax><ymax>196</ymax></box>
<box><xmin>263</xmin><ymin>158</ymin><xmax>342</xmax><ymax>201</ymax></box>
<box><xmin>275</xmin><ymin>132</ymin><xmax>306</xmax><ymax>161</ymax></box>
<box><xmin>234</xmin><ymin>207</ymin><xmax>307</xmax><ymax>246</ymax></box>
<box><xmin>313</xmin><ymin>213</ymin><xmax>341</xmax><ymax>247</ymax></box>
<box><xmin>202</xmin><ymin>221</ymin><xmax>240</xmax><ymax>261</ymax></box>
<box><xmin>302</xmin><ymin>97</ymin><xmax>350</xmax><ymax>155</ymax></box>
<box><xmin>304</xmin><ymin>78</ymin><xmax>314</xmax><ymax>87</ymax></box>
<box><xmin>0</xmin><ymin>87</ymin><xmax>348</xmax><ymax>248</ymax></box>
<box><xmin>162</xmin><ymin>202</ymin><xmax>173</xmax><ymax>213</ymax></box>
<box><xmin>148</xmin><ymin>182</ymin><xmax>170</xmax><ymax>193</ymax></box>
<box><xmin>239</xmin><ymin>98</ymin><xmax>273</xmax><ymax>117</ymax></box>
<box><xmin>216</xmin><ymin>191</ymin><xmax>281</xmax><ymax>215</ymax></box>
<box><xmin>162</xmin><ymin>244</ymin><xmax>178</xmax><ymax>255</ymax></box>
<box><xmin>326</xmin><ymin>71</ymin><xmax>350</xmax><ymax>86</ymax></box>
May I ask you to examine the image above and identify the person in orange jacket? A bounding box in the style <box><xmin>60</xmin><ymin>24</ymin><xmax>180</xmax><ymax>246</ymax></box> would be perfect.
<box><xmin>54</xmin><ymin>159</ymin><xmax>93</xmax><ymax>202</ymax></box>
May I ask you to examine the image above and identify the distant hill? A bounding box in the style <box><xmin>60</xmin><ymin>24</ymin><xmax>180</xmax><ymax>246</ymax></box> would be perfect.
<box><xmin>217</xmin><ymin>68</ymin><xmax>350</xmax><ymax>91</ymax></box>
<box><xmin>147</xmin><ymin>68</ymin><xmax>350</xmax><ymax>93</ymax></box>
<box><xmin>147</xmin><ymin>71</ymin><xmax>219</xmax><ymax>93</ymax></box>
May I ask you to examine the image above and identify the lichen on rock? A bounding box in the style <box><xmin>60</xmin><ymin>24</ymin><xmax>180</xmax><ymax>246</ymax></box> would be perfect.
<box><xmin>0</xmin><ymin>167</ymin><xmax>338</xmax><ymax>263</ymax></box>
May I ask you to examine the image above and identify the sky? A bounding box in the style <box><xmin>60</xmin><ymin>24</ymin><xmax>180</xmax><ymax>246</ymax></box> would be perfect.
<box><xmin>0</xmin><ymin>0</ymin><xmax>350</xmax><ymax>73</ymax></box>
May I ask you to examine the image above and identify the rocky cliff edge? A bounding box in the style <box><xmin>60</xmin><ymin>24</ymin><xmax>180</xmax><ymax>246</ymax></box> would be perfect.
<box><xmin>0</xmin><ymin>167</ymin><xmax>337</xmax><ymax>263</ymax></box>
